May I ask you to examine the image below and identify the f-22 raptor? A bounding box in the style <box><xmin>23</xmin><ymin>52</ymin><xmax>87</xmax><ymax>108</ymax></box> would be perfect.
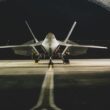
<box><xmin>0</xmin><ymin>21</ymin><xmax>107</xmax><ymax>64</ymax></box>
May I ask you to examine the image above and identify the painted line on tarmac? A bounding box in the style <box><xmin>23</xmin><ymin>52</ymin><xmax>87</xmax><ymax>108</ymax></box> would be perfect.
<box><xmin>30</xmin><ymin>65</ymin><xmax>61</xmax><ymax>110</ymax></box>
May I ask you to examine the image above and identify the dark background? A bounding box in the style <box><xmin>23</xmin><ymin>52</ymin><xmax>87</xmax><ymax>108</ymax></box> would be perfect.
<box><xmin>0</xmin><ymin>1</ymin><xmax>110</xmax><ymax>110</ymax></box>
<box><xmin>0</xmin><ymin>0</ymin><xmax>110</xmax><ymax>59</ymax></box>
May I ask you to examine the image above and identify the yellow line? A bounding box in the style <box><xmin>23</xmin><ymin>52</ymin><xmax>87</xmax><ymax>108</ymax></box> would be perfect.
<box><xmin>30</xmin><ymin>65</ymin><xmax>61</xmax><ymax>110</ymax></box>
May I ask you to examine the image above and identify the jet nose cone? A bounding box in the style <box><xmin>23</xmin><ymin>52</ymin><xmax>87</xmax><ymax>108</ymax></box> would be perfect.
<box><xmin>46</xmin><ymin>32</ymin><xmax>55</xmax><ymax>39</ymax></box>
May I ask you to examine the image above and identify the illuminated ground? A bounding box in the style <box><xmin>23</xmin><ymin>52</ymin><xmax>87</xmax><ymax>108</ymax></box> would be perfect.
<box><xmin>0</xmin><ymin>59</ymin><xmax>110</xmax><ymax>110</ymax></box>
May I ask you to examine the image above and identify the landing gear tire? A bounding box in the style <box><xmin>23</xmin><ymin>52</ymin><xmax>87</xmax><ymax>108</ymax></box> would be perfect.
<box><xmin>35</xmin><ymin>59</ymin><xmax>39</xmax><ymax>63</ymax></box>
<box><xmin>63</xmin><ymin>59</ymin><xmax>70</xmax><ymax>64</ymax></box>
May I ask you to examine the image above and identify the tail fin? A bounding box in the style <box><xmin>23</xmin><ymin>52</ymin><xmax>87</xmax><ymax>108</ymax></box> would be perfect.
<box><xmin>25</xmin><ymin>20</ymin><xmax>38</xmax><ymax>43</ymax></box>
<box><xmin>64</xmin><ymin>21</ymin><xmax>77</xmax><ymax>43</ymax></box>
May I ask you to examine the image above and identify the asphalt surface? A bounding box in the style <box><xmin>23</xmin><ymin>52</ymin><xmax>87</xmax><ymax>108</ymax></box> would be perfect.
<box><xmin>0</xmin><ymin>59</ymin><xmax>110</xmax><ymax>110</ymax></box>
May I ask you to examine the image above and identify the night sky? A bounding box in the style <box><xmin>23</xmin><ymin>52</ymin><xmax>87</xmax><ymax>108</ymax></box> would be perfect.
<box><xmin>0</xmin><ymin>0</ymin><xmax>109</xmax><ymax>59</ymax></box>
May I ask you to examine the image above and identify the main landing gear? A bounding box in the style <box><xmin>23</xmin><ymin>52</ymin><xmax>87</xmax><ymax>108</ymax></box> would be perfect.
<box><xmin>35</xmin><ymin>59</ymin><xmax>39</xmax><ymax>63</ymax></box>
<box><xmin>63</xmin><ymin>58</ymin><xmax>70</xmax><ymax>64</ymax></box>
<box><xmin>62</xmin><ymin>53</ymin><xmax>70</xmax><ymax>64</ymax></box>
<box><xmin>34</xmin><ymin>56</ymin><xmax>40</xmax><ymax>63</ymax></box>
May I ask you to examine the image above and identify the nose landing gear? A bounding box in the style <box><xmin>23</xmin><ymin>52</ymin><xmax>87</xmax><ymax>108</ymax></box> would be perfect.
<box><xmin>48</xmin><ymin>57</ymin><xmax>54</xmax><ymax>68</ymax></box>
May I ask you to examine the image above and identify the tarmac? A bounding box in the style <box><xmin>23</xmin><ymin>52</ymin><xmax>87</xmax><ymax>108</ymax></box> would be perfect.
<box><xmin>0</xmin><ymin>59</ymin><xmax>110</xmax><ymax>110</ymax></box>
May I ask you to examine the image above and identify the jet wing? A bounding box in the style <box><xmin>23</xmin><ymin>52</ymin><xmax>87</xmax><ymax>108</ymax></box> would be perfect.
<box><xmin>0</xmin><ymin>42</ymin><xmax>42</xmax><ymax>56</ymax></box>
<box><xmin>13</xmin><ymin>46</ymin><xmax>35</xmax><ymax>56</ymax></box>
<box><xmin>0</xmin><ymin>41</ymin><xmax>43</xmax><ymax>49</ymax></box>
<box><xmin>0</xmin><ymin>44</ymin><xmax>32</xmax><ymax>48</ymax></box>
<box><xmin>59</xmin><ymin>41</ymin><xmax>107</xmax><ymax>56</ymax></box>
<box><xmin>0</xmin><ymin>44</ymin><xmax>34</xmax><ymax>56</ymax></box>
<box><xmin>68</xmin><ymin>44</ymin><xmax>107</xmax><ymax>56</ymax></box>
<box><xmin>68</xmin><ymin>44</ymin><xmax>108</xmax><ymax>49</ymax></box>
<box><xmin>59</xmin><ymin>40</ymin><xmax>107</xmax><ymax>49</ymax></box>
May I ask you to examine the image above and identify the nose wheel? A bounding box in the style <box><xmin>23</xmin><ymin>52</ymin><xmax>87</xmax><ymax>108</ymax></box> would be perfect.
<box><xmin>49</xmin><ymin>57</ymin><xmax>54</xmax><ymax>68</ymax></box>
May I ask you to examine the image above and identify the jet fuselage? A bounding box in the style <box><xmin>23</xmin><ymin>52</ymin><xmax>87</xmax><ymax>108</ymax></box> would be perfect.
<box><xmin>42</xmin><ymin>33</ymin><xmax>59</xmax><ymax>56</ymax></box>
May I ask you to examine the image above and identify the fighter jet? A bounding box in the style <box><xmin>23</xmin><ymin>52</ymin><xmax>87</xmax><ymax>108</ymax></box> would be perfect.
<box><xmin>0</xmin><ymin>21</ymin><xmax>107</xmax><ymax>64</ymax></box>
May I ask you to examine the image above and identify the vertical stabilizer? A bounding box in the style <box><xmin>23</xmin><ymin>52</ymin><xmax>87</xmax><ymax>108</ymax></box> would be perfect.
<box><xmin>25</xmin><ymin>20</ymin><xmax>38</xmax><ymax>43</ymax></box>
<box><xmin>64</xmin><ymin>21</ymin><xmax>77</xmax><ymax>43</ymax></box>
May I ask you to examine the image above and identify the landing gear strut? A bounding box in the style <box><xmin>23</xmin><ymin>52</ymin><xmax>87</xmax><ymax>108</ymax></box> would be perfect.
<box><xmin>35</xmin><ymin>59</ymin><xmax>39</xmax><ymax>63</ymax></box>
<box><xmin>63</xmin><ymin>59</ymin><xmax>70</xmax><ymax>64</ymax></box>
<box><xmin>62</xmin><ymin>55</ymin><xmax>70</xmax><ymax>64</ymax></box>
<box><xmin>63</xmin><ymin>58</ymin><xmax>70</xmax><ymax>64</ymax></box>
<box><xmin>48</xmin><ymin>57</ymin><xmax>54</xmax><ymax>68</ymax></box>
<box><xmin>34</xmin><ymin>56</ymin><xmax>40</xmax><ymax>63</ymax></box>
